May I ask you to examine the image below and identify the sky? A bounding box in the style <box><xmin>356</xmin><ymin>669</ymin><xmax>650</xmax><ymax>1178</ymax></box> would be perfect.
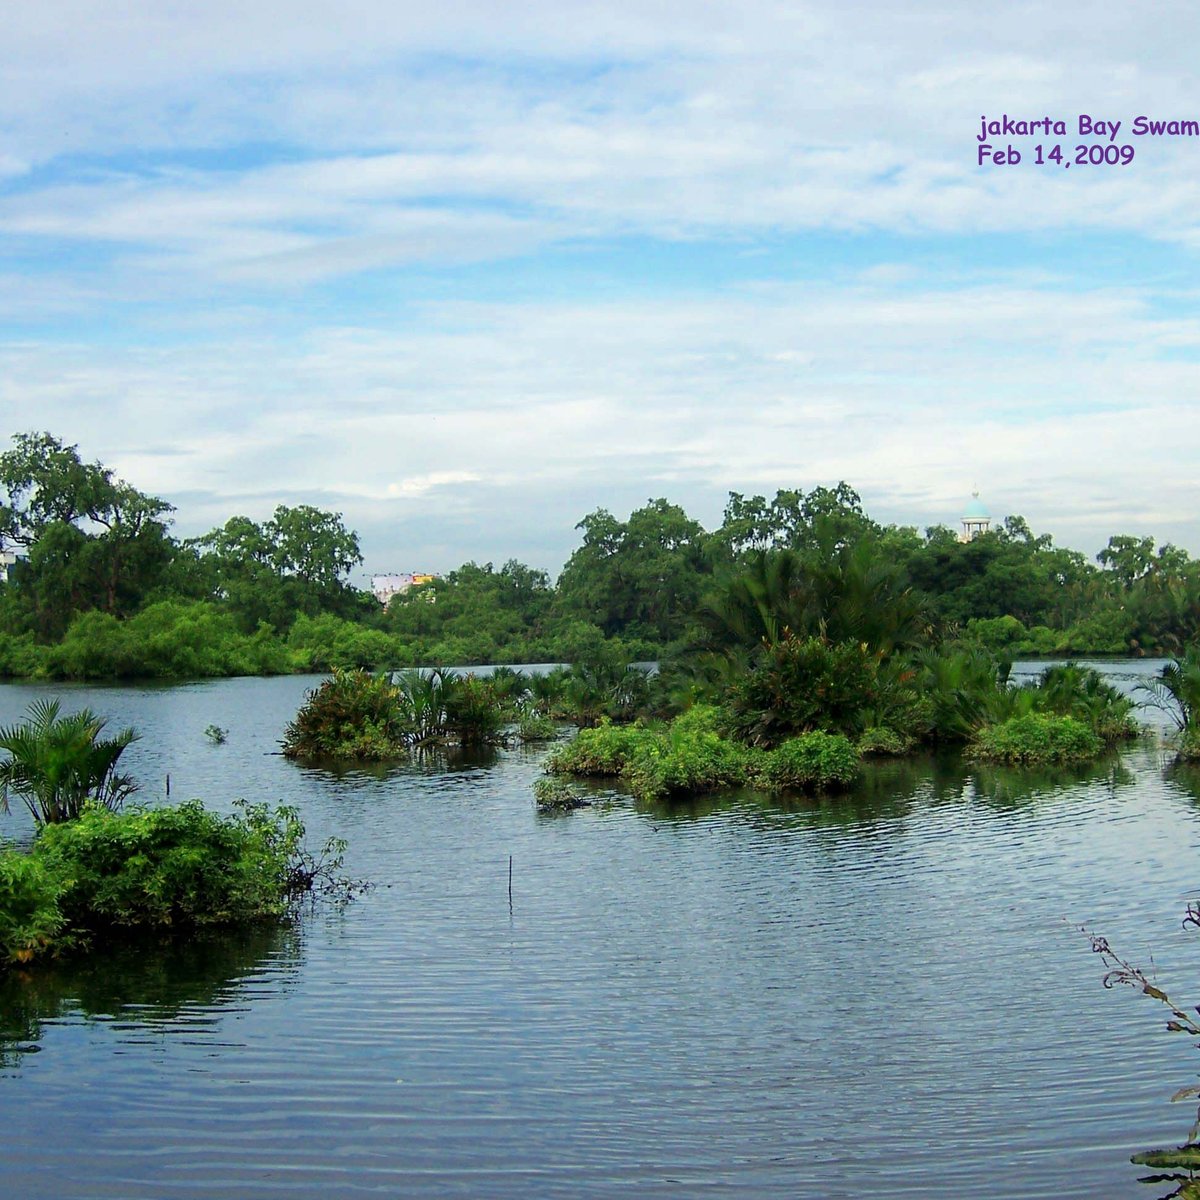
<box><xmin>3</xmin><ymin>2</ymin><xmax>1200</xmax><ymax>581</ymax></box>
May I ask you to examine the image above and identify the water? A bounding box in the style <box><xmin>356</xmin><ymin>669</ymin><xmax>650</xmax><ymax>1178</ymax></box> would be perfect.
<box><xmin>1</xmin><ymin>664</ymin><xmax>1198</xmax><ymax>1197</ymax></box>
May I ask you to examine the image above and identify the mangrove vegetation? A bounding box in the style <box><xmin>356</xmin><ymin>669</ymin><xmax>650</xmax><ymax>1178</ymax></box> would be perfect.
<box><xmin>0</xmin><ymin>699</ymin><xmax>348</xmax><ymax>971</ymax></box>
<box><xmin>0</xmin><ymin>433</ymin><xmax>1199</xmax><ymax>681</ymax></box>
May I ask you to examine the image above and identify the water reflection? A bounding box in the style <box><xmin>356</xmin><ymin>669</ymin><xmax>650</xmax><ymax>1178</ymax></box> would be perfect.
<box><xmin>294</xmin><ymin>742</ymin><xmax>502</xmax><ymax>783</ymax></box>
<box><xmin>620</xmin><ymin>750</ymin><xmax>1138</xmax><ymax>830</ymax></box>
<box><xmin>969</xmin><ymin>754</ymin><xmax>1134</xmax><ymax>807</ymax></box>
<box><xmin>0</xmin><ymin>922</ymin><xmax>301</xmax><ymax>1072</ymax></box>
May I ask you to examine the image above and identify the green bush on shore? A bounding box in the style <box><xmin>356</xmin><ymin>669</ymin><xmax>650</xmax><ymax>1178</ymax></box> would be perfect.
<box><xmin>969</xmin><ymin>713</ymin><xmax>1104</xmax><ymax>765</ymax></box>
<box><xmin>0</xmin><ymin>801</ymin><xmax>324</xmax><ymax>969</ymax></box>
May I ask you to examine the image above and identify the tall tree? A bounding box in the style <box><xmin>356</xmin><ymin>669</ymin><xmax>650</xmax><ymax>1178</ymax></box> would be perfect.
<box><xmin>189</xmin><ymin>505</ymin><xmax>364</xmax><ymax>631</ymax></box>
<box><xmin>557</xmin><ymin>499</ymin><xmax>712</xmax><ymax>643</ymax></box>
<box><xmin>0</xmin><ymin>433</ymin><xmax>175</xmax><ymax>638</ymax></box>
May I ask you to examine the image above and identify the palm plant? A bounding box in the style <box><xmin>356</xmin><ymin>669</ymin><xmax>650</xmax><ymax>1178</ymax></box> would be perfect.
<box><xmin>1138</xmin><ymin>650</ymin><xmax>1200</xmax><ymax>733</ymax></box>
<box><xmin>694</xmin><ymin>540</ymin><xmax>932</xmax><ymax>660</ymax></box>
<box><xmin>0</xmin><ymin>699</ymin><xmax>139</xmax><ymax>824</ymax></box>
<box><xmin>394</xmin><ymin>668</ymin><xmax>450</xmax><ymax>743</ymax></box>
<box><xmin>913</xmin><ymin>647</ymin><xmax>1009</xmax><ymax>743</ymax></box>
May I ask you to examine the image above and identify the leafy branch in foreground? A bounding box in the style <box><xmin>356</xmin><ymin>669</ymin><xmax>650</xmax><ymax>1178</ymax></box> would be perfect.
<box><xmin>1085</xmin><ymin>908</ymin><xmax>1200</xmax><ymax>1197</ymax></box>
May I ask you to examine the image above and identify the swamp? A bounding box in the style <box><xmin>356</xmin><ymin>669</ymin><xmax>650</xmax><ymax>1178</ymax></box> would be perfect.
<box><xmin>1</xmin><ymin>662</ymin><xmax>1198</xmax><ymax>1197</ymax></box>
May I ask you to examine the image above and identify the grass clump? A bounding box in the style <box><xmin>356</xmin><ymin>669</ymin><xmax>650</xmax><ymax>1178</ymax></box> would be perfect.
<box><xmin>517</xmin><ymin>712</ymin><xmax>558</xmax><ymax>743</ymax></box>
<box><xmin>533</xmin><ymin>777</ymin><xmax>593</xmax><ymax>813</ymax></box>
<box><xmin>970</xmin><ymin>712</ymin><xmax>1103</xmax><ymax>766</ymax></box>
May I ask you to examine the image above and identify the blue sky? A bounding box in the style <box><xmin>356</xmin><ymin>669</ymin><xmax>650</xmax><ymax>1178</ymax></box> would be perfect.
<box><xmin>3</xmin><ymin>2</ymin><xmax>1200</xmax><ymax>579</ymax></box>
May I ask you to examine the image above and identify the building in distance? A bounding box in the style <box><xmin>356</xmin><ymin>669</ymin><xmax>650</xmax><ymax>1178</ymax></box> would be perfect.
<box><xmin>960</xmin><ymin>492</ymin><xmax>991</xmax><ymax>542</ymax></box>
<box><xmin>371</xmin><ymin>572</ymin><xmax>440</xmax><ymax>605</ymax></box>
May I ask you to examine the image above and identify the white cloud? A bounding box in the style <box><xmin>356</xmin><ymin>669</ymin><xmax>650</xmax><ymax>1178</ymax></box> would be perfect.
<box><xmin>3</xmin><ymin>1</ymin><xmax>1200</xmax><ymax>571</ymax></box>
<box><xmin>3</xmin><ymin>275</ymin><xmax>1199</xmax><ymax>570</ymax></box>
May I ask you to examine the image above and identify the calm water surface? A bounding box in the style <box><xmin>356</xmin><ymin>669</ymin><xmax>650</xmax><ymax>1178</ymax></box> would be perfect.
<box><xmin>2</xmin><ymin>662</ymin><xmax>1199</xmax><ymax>1198</ymax></box>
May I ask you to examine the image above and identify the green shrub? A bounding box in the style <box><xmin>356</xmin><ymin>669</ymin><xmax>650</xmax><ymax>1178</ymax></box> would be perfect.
<box><xmin>856</xmin><ymin>726</ymin><xmax>913</xmax><ymax>756</ymax></box>
<box><xmin>757</xmin><ymin>732</ymin><xmax>859</xmax><ymax>791</ymax></box>
<box><xmin>0</xmin><ymin>854</ymin><xmax>66</xmax><ymax>964</ymax></box>
<box><xmin>0</xmin><ymin>800</ymin><xmax>331</xmax><ymax>969</ymax></box>
<box><xmin>545</xmin><ymin>721</ymin><xmax>654</xmax><ymax>776</ymax></box>
<box><xmin>32</xmin><ymin>801</ymin><xmax>304</xmax><ymax>934</ymax></box>
<box><xmin>970</xmin><ymin>713</ymin><xmax>1104</xmax><ymax>765</ymax></box>
<box><xmin>625</xmin><ymin>725</ymin><xmax>750</xmax><ymax>802</ymax></box>
<box><xmin>0</xmin><ymin>632</ymin><xmax>46</xmax><ymax>678</ymax></box>
<box><xmin>441</xmin><ymin>674</ymin><xmax>505</xmax><ymax>746</ymax></box>
<box><xmin>282</xmin><ymin>669</ymin><xmax>410</xmax><ymax>760</ymax></box>
<box><xmin>723</xmin><ymin>636</ymin><xmax>885</xmax><ymax>747</ymax></box>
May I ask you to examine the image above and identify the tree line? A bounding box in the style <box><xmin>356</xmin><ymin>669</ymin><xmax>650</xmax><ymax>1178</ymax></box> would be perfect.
<box><xmin>0</xmin><ymin>432</ymin><xmax>1196</xmax><ymax>679</ymax></box>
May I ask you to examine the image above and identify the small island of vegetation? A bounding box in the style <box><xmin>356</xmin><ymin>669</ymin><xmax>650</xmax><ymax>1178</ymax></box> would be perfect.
<box><xmin>0</xmin><ymin>700</ymin><xmax>345</xmax><ymax>970</ymax></box>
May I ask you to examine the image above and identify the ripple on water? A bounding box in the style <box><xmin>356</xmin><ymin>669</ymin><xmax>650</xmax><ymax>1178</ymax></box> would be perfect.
<box><xmin>0</xmin><ymin>674</ymin><xmax>1198</xmax><ymax>1197</ymax></box>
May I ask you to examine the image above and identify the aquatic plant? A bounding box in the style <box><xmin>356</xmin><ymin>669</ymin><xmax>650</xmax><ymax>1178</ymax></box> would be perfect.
<box><xmin>722</xmin><ymin>635</ymin><xmax>889</xmax><ymax>747</ymax></box>
<box><xmin>393</xmin><ymin>668</ymin><xmax>448</xmax><ymax>743</ymax></box>
<box><xmin>545</xmin><ymin>707</ymin><xmax>858</xmax><ymax>802</ymax></box>
<box><xmin>856</xmin><ymin>726</ymin><xmax>913</xmax><ymax>757</ymax></box>
<box><xmin>0</xmin><ymin>698</ymin><xmax>139</xmax><ymax>824</ymax></box>
<box><xmin>1029</xmin><ymin>663</ymin><xmax>1138</xmax><ymax>743</ymax></box>
<box><xmin>533</xmin><ymin>777</ymin><xmax>593</xmax><ymax>813</ymax></box>
<box><xmin>970</xmin><ymin>713</ymin><xmax>1103</xmax><ymax>766</ymax></box>
<box><xmin>440</xmin><ymin>673</ymin><xmax>505</xmax><ymax>746</ymax></box>
<box><xmin>516</xmin><ymin>711</ymin><xmax>558</xmax><ymax>743</ymax></box>
<box><xmin>545</xmin><ymin>721</ymin><xmax>652</xmax><ymax>777</ymax></box>
<box><xmin>527</xmin><ymin>668</ymin><xmax>569</xmax><ymax>715</ymax></box>
<box><xmin>0</xmin><ymin>854</ymin><xmax>66</xmax><ymax>964</ymax></box>
<box><xmin>913</xmin><ymin>647</ymin><xmax>1011</xmax><ymax>743</ymax></box>
<box><xmin>205</xmin><ymin>724</ymin><xmax>228</xmax><ymax>745</ymax></box>
<box><xmin>755</xmin><ymin>732</ymin><xmax>859</xmax><ymax>791</ymax></box>
<box><xmin>0</xmin><ymin>800</ymin><xmax>342</xmax><ymax>969</ymax></box>
<box><xmin>1139</xmin><ymin>652</ymin><xmax>1200</xmax><ymax>758</ymax></box>
<box><xmin>282</xmin><ymin>669</ymin><xmax>410</xmax><ymax>760</ymax></box>
<box><xmin>624</xmin><ymin>722</ymin><xmax>751</xmax><ymax>802</ymax></box>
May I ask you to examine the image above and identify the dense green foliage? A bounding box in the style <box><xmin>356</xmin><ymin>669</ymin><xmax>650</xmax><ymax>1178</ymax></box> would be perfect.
<box><xmin>282</xmin><ymin>670</ymin><xmax>412</xmax><ymax>761</ymax></box>
<box><xmin>282</xmin><ymin>667</ymin><xmax>530</xmax><ymax>760</ymax></box>
<box><xmin>0</xmin><ymin>801</ymin><xmax>319</xmax><ymax>968</ymax></box>
<box><xmin>546</xmin><ymin>708</ymin><xmax>859</xmax><ymax>801</ymax></box>
<box><xmin>1</xmin><ymin>433</ymin><xmax>1198</xmax><ymax>683</ymax></box>
<box><xmin>969</xmin><ymin>713</ymin><xmax>1104</xmax><ymax>765</ymax></box>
